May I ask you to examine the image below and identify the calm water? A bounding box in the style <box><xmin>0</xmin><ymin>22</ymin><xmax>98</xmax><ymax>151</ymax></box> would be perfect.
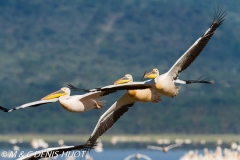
<box><xmin>0</xmin><ymin>148</ymin><xmax>194</xmax><ymax>160</ymax></box>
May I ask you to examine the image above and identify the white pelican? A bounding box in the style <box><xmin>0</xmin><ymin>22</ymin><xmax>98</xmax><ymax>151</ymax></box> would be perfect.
<box><xmin>40</xmin><ymin>87</ymin><xmax>105</xmax><ymax>112</ymax></box>
<box><xmin>77</xmin><ymin>74</ymin><xmax>161</xmax><ymax>149</ymax></box>
<box><xmin>147</xmin><ymin>143</ymin><xmax>182</xmax><ymax>153</ymax></box>
<box><xmin>0</xmin><ymin>80</ymin><xmax>155</xmax><ymax>113</ymax></box>
<box><xmin>144</xmin><ymin>68</ymin><xmax>214</xmax><ymax>97</ymax></box>
<box><xmin>112</xmin><ymin>74</ymin><xmax>162</xmax><ymax>103</ymax></box>
<box><xmin>143</xmin><ymin>8</ymin><xmax>225</xmax><ymax>97</ymax></box>
<box><xmin>0</xmin><ymin>87</ymin><xmax>106</xmax><ymax>113</ymax></box>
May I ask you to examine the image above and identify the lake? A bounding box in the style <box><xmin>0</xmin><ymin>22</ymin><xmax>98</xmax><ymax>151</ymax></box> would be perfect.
<box><xmin>0</xmin><ymin>148</ymin><xmax>204</xmax><ymax>160</ymax></box>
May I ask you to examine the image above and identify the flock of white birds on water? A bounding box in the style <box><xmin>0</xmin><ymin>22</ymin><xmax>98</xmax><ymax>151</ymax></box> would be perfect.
<box><xmin>2</xmin><ymin>137</ymin><xmax>240</xmax><ymax>160</ymax></box>
<box><xmin>180</xmin><ymin>145</ymin><xmax>240</xmax><ymax>160</ymax></box>
<box><xmin>0</xmin><ymin>6</ymin><xmax>232</xmax><ymax>160</ymax></box>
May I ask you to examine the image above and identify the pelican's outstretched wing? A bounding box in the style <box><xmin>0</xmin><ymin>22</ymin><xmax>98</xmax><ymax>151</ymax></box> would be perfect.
<box><xmin>0</xmin><ymin>98</ymin><xmax>58</xmax><ymax>112</ymax></box>
<box><xmin>18</xmin><ymin>94</ymin><xmax>136</xmax><ymax>159</ymax></box>
<box><xmin>85</xmin><ymin>93</ymin><xmax>136</xmax><ymax>148</ymax></box>
<box><xmin>68</xmin><ymin>80</ymin><xmax>154</xmax><ymax>93</ymax></box>
<box><xmin>147</xmin><ymin>145</ymin><xmax>163</xmax><ymax>151</ymax></box>
<box><xmin>17</xmin><ymin>144</ymin><xmax>93</xmax><ymax>160</ymax></box>
<box><xmin>86</xmin><ymin>103</ymin><xmax>135</xmax><ymax>147</ymax></box>
<box><xmin>167</xmin><ymin>7</ymin><xmax>226</xmax><ymax>80</ymax></box>
<box><xmin>167</xmin><ymin>143</ymin><xmax>182</xmax><ymax>150</ymax></box>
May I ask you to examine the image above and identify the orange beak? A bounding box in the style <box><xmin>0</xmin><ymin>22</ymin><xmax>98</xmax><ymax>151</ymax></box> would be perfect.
<box><xmin>114</xmin><ymin>76</ymin><xmax>131</xmax><ymax>85</ymax></box>
<box><xmin>41</xmin><ymin>89</ymin><xmax>67</xmax><ymax>100</ymax></box>
<box><xmin>144</xmin><ymin>70</ymin><xmax>158</xmax><ymax>79</ymax></box>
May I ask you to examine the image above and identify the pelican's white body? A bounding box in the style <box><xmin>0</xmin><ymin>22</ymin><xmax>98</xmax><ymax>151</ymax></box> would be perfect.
<box><xmin>154</xmin><ymin>73</ymin><xmax>177</xmax><ymax>97</ymax></box>
<box><xmin>59</xmin><ymin>95</ymin><xmax>96</xmax><ymax>112</ymax></box>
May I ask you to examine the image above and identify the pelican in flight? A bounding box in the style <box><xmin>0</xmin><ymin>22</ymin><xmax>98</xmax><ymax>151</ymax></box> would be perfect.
<box><xmin>41</xmin><ymin>87</ymin><xmax>107</xmax><ymax>112</ymax></box>
<box><xmin>0</xmin><ymin>82</ymin><xmax>152</xmax><ymax>113</ymax></box>
<box><xmin>74</xmin><ymin>73</ymin><xmax>164</xmax><ymax>152</ymax></box>
<box><xmin>147</xmin><ymin>143</ymin><xmax>182</xmax><ymax>153</ymax></box>
<box><xmin>143</xmin><ymin>8</ymin><xmax>225</xmax><ymax>97</ymax></box>
<box><xmin>0</xmin><ymin>87</ymin><xmax>106</xmax><ymax>113</ymax></box>
<box><xmin>112</xmin><ymin>74</ymin><xmax>162</xmax><ymax>103</ymax></box>
<box><xmin>144</xmin><ymin>68</ymin><xmax>214</xmax><ymax>97</ymax></box>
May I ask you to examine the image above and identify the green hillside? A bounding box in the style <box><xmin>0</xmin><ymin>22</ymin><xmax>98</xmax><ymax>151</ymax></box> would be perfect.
<box><xmin>0</xmin><ymin>0</ymin><xmax>240</xmax><ymax>134</ymax></box>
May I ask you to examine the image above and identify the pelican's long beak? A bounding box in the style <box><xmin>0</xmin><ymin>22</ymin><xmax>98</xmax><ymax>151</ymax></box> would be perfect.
<box><xmin>114</xmin><ymin>76</ymin><xmax>131</xmax><ymax>85</ymax></box>
<box><xmin>41</xmin><ymin>90</ymin><xmax>67</xmax><ymax>100</ymax></box>
<box><xmin>144</xmin><ymin>70</ymin><xmax>158</xmax><ymax>79</ymax></box>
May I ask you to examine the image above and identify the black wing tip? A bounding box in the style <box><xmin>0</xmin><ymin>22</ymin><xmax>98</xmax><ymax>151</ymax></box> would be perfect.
<box><xmin>0</xmin><ymin>106</ymin><xmax>10</xmax><ymax>112</ymax></box>
<box><xmin>82</xmin><ymin>142</ymin><xmax>97</xmax><ymax>155</ymax></box>
<box><xmin>198</xmin><ymin>79</ymin><xmax>215</xmax><ymax>84</ymax></box>
<box><xmin>184</xmin><ymin>75</ymin><xmax>212</xmax><ymax>84</ymax></box>
<box><xmin>213</xmin><ymin>5</ymin><xmax>227</xmax><ymax>26</ymax></box>
<box><xmin>199</xmin><ymin>76</ymin><xmax>215</xmax><ymax>84</ymax></box>
<box><xmin>184</xmin><ymin>76</ymin><xmax>215</xmax><ymax>84</ymax></box>
<box><xmin>140</xmin><ymin>71</ymin><xmax>147</xmax><ymax>81</ymax></box>
<box><xmin>67</xmin><ymin>83</ymin><xmax>90</xmax><ymax>92</ymax></box>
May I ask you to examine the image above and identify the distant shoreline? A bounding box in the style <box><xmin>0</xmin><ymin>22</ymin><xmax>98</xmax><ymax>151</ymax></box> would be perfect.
<box><xmin>1</xmin><ymin>134</ymin><xmax>239</xmax><ymax>143</ymax></box>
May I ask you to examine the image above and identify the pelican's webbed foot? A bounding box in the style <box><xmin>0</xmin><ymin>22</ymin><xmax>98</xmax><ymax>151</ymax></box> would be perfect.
<box><xmin>172</xmin><ymin>86</ymin><xmax>181</xmax><ymax>98</ymax></box>
<box><xmin>94</xmin><ymin>100</ymin><xmax>106</xmax><ymax>109</ymax></box>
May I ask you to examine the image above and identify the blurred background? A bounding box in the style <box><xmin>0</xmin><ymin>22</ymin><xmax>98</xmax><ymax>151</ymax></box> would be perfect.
<box><xmin>0</xmin><ymin>0</ymin><xmax>239</xmax><ymax>137</ymax></box>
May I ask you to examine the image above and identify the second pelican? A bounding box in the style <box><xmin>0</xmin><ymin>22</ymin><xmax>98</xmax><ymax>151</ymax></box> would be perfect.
<box><xmin>144</xmin><ymin>8</ymin><xmax>225</xmax><ymax>97</ymax></box>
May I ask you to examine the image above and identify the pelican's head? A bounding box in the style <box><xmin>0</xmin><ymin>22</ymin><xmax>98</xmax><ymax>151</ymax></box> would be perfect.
<box><xmin>41</xmin><ymin>87</ymin><xmax>70</xmax><ymax>100</ymax></box>
<box><xmin>144</xmin><ymin>68</ymin><xmax>159</xmax><ymax>79</ymax></box>
<box><xmin>114</xmin><ymin>74</ymin><xmax>133</xmax><ymax>85</ymax></box>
